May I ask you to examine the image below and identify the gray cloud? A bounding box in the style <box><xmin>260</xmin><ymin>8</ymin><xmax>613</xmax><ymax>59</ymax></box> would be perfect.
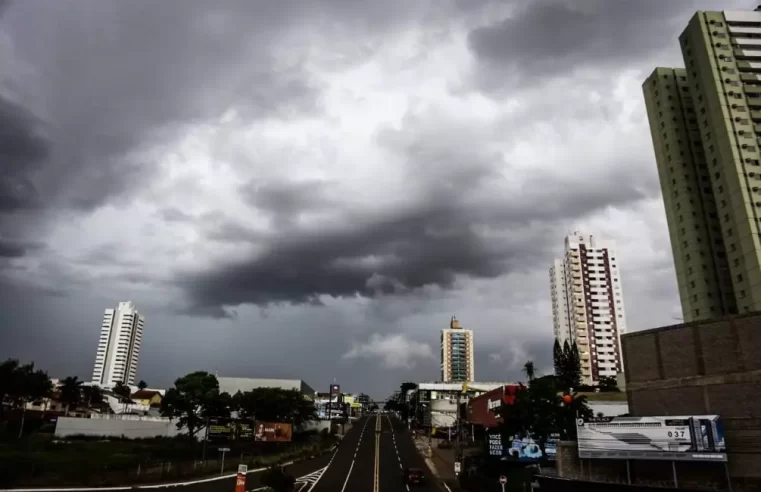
<box><xmin>467</xmin><ymin>0</ymin><xmax>752</xmax><ymax>90</ymax></box>
<box><xmin>0</xmin><ymin>94</ymin><xmax>48</xmax><ymax>212</ymax></box>
<box><xmin>1</xmin><ymin>0</ymin><xmax>329</xmax><ymax>217</ymax></box>
<box><xmin>178</xmin><ymin>201</ymin><xmax>541</xmax><ymax>317</ymax></box>
<box><xmin>0</xmin><ymin>0</ymin><xmax>706</xmax><ymax>399</ymax></box>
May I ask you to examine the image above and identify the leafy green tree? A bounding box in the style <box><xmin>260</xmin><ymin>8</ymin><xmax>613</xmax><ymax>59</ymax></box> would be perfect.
<box><xmin>552</xmin><ymin>339</ymin><xmax>564</xmax><ymax>376</ymax></box>
<box><xmin>496</xmin><ymin>375</ymin><xmax>593</xmax><ymax>447</ymax></box>
<box><xmin>8</xmin><ymin>363</ymin><xmax>52</xmax><ymax>437</ymax></box>
<box><xmin>557</xmin><ymin>340</ymin><xmax>582</xmax><ymax>390</ymax></box>
<box><xmin>398</xmin><ymin>382</ymin><xmax>417</xmax><ymax>420</ymax></box>
<box><xmin>235</xmin><ymin>387</ymin><xmax>315</xmax><ymax>427</ymax></box>
<box><xmin>160</xmin><ymin>371</ymin><xmax>222</xmax><ymax>436</ymax></box>
<box><xmin>82</xmin><ymin>385</ymin><xmax>104</xmax><ymax>409</ymax></box>
<box><xmin>137</xmin><ymin>380</ymin><xmax>148</xmax><ymax>390</ymax></box>
<box><xmin>112</xmin><ymin>381</ymin><xmax>131</xmax><ymax>400</ymax></box>
<box><xmin>384</xmin><ymin>398</ymin><xmax>400</xmax><ymax>412</ymax></box>
<box><xmin>523</xmin><ymin>361</ymin><xmax>536</xmax><ymax>381</ymax></box>
<box><xmin>0</xmin><ymin>359</ymin><xmax>20</xmax><ymax>418</ymax></box>
<box><xmin>598</xmin><ymin>376</ymin><xmax>619</xmax><ymax>392</ymax></box>
<box><xmin>59</xmin><ymin>376</ymin><xmax>83</xmax><ymax>415</ymax></box>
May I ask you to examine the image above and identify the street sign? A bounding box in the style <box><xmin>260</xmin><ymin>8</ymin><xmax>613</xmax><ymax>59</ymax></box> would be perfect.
<box><xmin>218</xmin><ymin>447</ymin><xmax>231</xmax><ymax>452</ymax></box>
<box><xmin>499</xmin><ymin>475</ymin><xmax>507</xmax><ymax>484</ymax></box>
<box><xmin>454</xmin><ymin>462</ymin><xmax>461</xmax><ymax>474</ymax></box>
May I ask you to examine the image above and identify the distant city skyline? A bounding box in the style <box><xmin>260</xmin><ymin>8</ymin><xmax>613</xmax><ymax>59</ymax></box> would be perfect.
<box><xmin>92</xmin><ymin>301</ymin><xmax>145</xmax><ymax>387</ymax></box>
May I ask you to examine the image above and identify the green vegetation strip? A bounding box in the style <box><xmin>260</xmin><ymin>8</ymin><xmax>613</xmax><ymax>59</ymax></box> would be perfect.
<box><xmin>0</xmin><ymin>432</ymin><xmax>336</xmax><ymax>487</ymax></box>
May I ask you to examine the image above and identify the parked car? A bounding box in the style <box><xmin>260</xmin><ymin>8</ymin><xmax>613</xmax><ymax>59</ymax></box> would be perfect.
<box><xmin>402</xmin><ymin>467</ymin><xmax>426</xmax><ymax>486</ymax></box>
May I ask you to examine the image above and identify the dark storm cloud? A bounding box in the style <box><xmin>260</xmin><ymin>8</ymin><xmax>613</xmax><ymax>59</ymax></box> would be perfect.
<box><xmin>1</xmin><ymin>1</ymin><xmax>326</xmax><ymax>215</ymax></box>
<box><xmin>178</xmin><ymin>97</ymin><xmax>660</xmax><ymax>316</ymax></box>
<box><xmin>0</xmin><ymin>94</ymin><xmax>48</xmax><ymax>212</ymax></box>
<box><xmin>467</xmin><ymin>0</ymin><xmax>750</xmax><ymax>88</ymax></box>
<box><xmin>178</xmin><ymin>201</ymin><xmax>539</xmax><ymax>317</ymax></box>
<box><xmin>0</xmin><ymin>238</ymin><xmax>41</xmax><ymax>258</ymax></box>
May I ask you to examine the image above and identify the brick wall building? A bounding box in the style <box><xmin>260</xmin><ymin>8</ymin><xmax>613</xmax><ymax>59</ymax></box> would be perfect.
<box><xmin>622</xmin><ymin>313</ymin><xmax>761</xmax><ymax>491</ymax></box>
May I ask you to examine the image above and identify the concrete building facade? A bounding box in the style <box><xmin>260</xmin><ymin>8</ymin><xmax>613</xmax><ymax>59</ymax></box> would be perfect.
<box><xmin>644</xmin><ymin>9</ymin><xmax>761</xmax><ymax>321</ymax></box>
<box><xmin>92</xmin><ymin>301</ymin><xmax>145</xmax><ymax>387</ymax></box>
<box><xmin>440</xmin><ymin>316</ymin><xmax>475</xmax><ymax>383</ymax></box>
<box><xmin>622</xmin><ymin>313</ymin><xmax>761</xmax><ymax>490</ymax></box>
<box><xmin>550</xmin><ymin>232</ymin><xmax>627</xmax><ymax>385</ymax></box>
<box><xmin>217</xmin><ymin>377</ymin><xmax>316</xmax><ymax>399</ymax></box>
<box><xmin>550</xmin><ymin>258</ymin><xmax>572</xmax><ymax>346</ymax></box>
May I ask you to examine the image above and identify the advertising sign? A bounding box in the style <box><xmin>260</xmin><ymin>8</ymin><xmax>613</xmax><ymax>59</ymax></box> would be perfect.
<box><xmin>254</xmin><ymin>422</ymin><xmax>293</xmax><ymax>442</ymax></box>
<box><xmin>208</xmin><ymin>419</ymin><xmax>256</xmax><ymax>440</ymax></box>
<box><xmin>486</xmin><ymin>431</ymin><xmax>559</xmax><ymax>462</ymax></box>
<box><xmin>577</xmin><ymin>415</ymin><xmax>727</xmax><ymax>462</ymax></box>
<box><xmin>208</xmin><ymin>418</ymin><xmax>233</xmax><ymax>440</ymax></box>
<box><xmin>237</xmin><ymin>421</ymin><xmax>254</xmax><ymax>440</ymax></box>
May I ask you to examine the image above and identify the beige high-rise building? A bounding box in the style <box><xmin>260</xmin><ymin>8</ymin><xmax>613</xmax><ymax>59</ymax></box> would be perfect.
<box><xmin>644</xmin><ymin>8</ymin><xmax>761</xmax><ymax>321</ymax></box>
<box><xmin>549</xmin><ymin>233</ymin><xmax>627</xmax><ymax>385</ymax></box>
<box><xmin>440</xmin><ymin>316</ymin><xmax>474</xmax><ymax>383</ymax></box>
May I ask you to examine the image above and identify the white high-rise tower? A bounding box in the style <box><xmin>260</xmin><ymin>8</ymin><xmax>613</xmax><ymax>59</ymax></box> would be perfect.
<box><xmin>92</xmin><ymin>301</ymin><xmax>145</xmax><ymax>387</ymax></box>
<box><xmin>549</xmin><ymin>232</ymin><xmax>627</xmax><ymax>385</ymax></box>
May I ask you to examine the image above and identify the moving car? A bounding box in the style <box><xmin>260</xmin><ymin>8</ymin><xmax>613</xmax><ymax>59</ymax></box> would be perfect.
<box><xmin>402</xmin><ymin>467</ymin><xmax>426</xmax><ymax>486</ymax></box>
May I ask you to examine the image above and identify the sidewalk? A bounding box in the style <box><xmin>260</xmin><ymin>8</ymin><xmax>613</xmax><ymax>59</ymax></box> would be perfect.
<box><xmin>413</xmin><ymin>437</ymin><xmax>463</xmax><ymax>491</ymax></box>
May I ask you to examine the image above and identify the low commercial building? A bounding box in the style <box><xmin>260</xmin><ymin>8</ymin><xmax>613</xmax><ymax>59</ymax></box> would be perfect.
<box><xmin>467</xmin><ymin>385</ymin><xmax>523</xmax><ymax>428</ymax></box>
<box><xmin>411</xmin><ymin>381</ymin><xmax>509</xmax><ymax>428</ymax></box>
<box><xmin>217</xmin><ymin>377</ymin><xmax>316</xmax><ymax>399</ymax></box>
<box><xmin>131</xmin><ymin>390</ymin><xmax>163</xmax><ymax>407</ymax></box>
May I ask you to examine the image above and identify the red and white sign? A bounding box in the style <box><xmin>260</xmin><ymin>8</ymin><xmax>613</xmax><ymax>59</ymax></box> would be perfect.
<box><xmin>499</xmin><ymin>475</ymin><xmax>507</xmax><ymax>484</ymax></box>
<box><xmin>235</xmin><ymin>465</ymin><xmax>247</xmax><ymax>492</ymax></box>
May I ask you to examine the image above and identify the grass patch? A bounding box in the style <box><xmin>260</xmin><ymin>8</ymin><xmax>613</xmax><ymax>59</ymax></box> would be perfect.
<box><xmin>0</xmin><ymin>431</ymin><xmax>336</xmax><ymax>487</ymax></box>
<box><xmin>578</xmin><ymin>391</ymin><xmax>628</xmax><ymax>402</ymax></box>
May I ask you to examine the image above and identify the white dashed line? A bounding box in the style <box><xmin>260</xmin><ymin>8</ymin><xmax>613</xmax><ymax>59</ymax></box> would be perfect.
<box><xmin>339</xmin><ymin>461</ymin><xmax>355</xmax><ymax>492</ymax></box>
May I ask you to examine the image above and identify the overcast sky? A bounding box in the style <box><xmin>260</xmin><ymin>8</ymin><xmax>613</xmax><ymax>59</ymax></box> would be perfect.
<box><xmin>0</xmin><ymin>0</ymin><xmax>751</xmax><ymax>400</ymax></box>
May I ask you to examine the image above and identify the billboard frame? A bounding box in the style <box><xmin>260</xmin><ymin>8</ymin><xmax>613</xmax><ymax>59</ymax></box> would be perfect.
<box><xmin>576</xmin><ymin>415</ymin><xmax>727</xmax><ymax>463</ymax></box>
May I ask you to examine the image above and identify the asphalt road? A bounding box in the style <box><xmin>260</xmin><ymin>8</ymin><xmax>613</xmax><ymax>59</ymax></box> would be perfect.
<box><xmin>307</xmin><ymin>414</ymin><xmax>441</xmax><ymax>492</ymax></box>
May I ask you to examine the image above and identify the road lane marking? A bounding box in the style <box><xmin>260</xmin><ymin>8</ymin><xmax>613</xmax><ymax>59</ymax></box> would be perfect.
<box><xmin>373</xmin><ymin>414</ymin><xmax>381</xmax><ymax>492</ymax></box>
<box><xmin>307</xmin><ymin>415</ymin><xmax>370</xmax><ymax>492</ymax></box>
<box><xmin>339</xmin><ymin>461</ymin><xmax>355</xmax><ymax>492</ymax></box>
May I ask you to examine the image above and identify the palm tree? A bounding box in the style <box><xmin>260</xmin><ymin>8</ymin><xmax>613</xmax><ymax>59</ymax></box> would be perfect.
<box><xmin>112</xmin><ymin>381</ymin><xmax>132</xmax><ymax>414</ymax></box>
<box><xmin>59</xmin><ymin>376</ymin><xmax>83</xmax><ymax>416</ymax></box>
<box><xmin>82</xmin><ymin>385</ymin><xmax>104</xmax><ymax>411</ymax></box>
<box><xmin>523</xmin><ymin>360</ymin><xmax>536</xmax><ymax>382</ymax></box>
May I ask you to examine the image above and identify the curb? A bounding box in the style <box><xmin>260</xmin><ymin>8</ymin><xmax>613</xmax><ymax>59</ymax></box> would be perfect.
<box><xmin>0</xmin><ymin>445</ymin><xmax>339</xmax><ymax>492</ymax></box>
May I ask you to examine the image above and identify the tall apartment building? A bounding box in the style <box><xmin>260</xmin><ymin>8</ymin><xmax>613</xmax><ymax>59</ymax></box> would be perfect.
<box><xmin>550</xmin><ymin>258</ymin><xmax>572</xmax><ymax>346</ymax></box>
<box><xmin>644</xmin><ymin>8</ymin><xmax>761</xmax><ymax>322</ymax></box>
<box><xmin>440</xmin><ymin>316</ymin><xmax>475</xmax><ymax>383</ymax></box>
<box><xmin>92</xmin><ymin>301</ymin><xmax>145</xmax><ymax>387</ymax></box>
<box><xmin>549</xmin><ymin>232</ymin><xmax>627</xmax><ymax>385</ymax></box>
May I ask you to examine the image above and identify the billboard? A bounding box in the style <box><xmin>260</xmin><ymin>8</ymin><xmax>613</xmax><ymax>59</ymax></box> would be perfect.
<box><xmin>208</xmin><ymin>418</ymin><xmax>233</xmax><ymax>440</ymax></box>
<box><xmin>254</xmin><ymin>422</ymin><xmax>293</xmax><ymax>442</ymax></box>
<box><xmin>577</xmin><ymin>415</ymin><xmax>727</xmax><ymax>462</ymax></box>
<box><xmin>486</xmin><ymin>431</ymin><xmax>559</xmax><ymax>462</ymax></box>
<box><xmin>208</xmin><ymin>418</ymin><xmax>256</xmax><ymax>440</ymax></box>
